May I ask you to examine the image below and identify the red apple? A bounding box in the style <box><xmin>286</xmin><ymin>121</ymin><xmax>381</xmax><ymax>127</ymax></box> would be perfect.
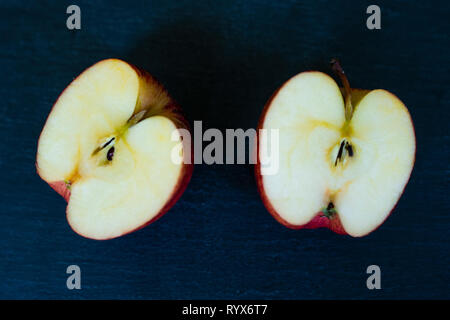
<box><xmin>36</xmin><ymin>59</ymin><xmax>193</xmax><ymax>240</ymax></box>
<box><xmin>255</xmin><ymin>60</ymin><xmax>416</xmax><ymax>237</ymax></box>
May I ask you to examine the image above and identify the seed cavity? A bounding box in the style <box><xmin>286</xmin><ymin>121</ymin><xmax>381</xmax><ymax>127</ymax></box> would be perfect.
<box><xmin>334</xmin><ymin>139</ymin><xmax>354</xmax><ymax>166</ymax></box>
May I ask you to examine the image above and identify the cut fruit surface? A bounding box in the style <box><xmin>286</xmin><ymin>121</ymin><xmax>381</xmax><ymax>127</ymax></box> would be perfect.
<box><xmin>257</xmin><ymin>71</ymin><xmax>415</xmax><ymax>237</ymax></box>
<box><xmin>37</xmin><ymin>59</ymin><xmax>192</xmax><ymax>239</ymax></box>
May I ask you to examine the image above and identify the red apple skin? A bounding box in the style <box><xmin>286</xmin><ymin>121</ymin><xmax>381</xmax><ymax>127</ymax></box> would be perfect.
<box><xmin>255</xmin><ymin>73</ymin><xmax>416</xmax><ymax>237</ymax></box>
<box><xmin>48</xmin><ymin>181</ymin><xmax>71</xmax><ymax>202</ymax></box>
<box><xmin>36</xmin><ymin>59</ymin><xmax>193</xmax><ymax>239</ymax></box>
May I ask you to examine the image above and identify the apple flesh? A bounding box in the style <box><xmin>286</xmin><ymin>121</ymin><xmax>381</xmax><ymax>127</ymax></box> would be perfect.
<box><xmin>37</xmin><ymin>59</ymin><xmax>193</xmax><ymax>240</ymax></box>
<box><xmin>256</xmin><ymin>61</ymin><xmax>415</xmax><ymax>237</ymax></box>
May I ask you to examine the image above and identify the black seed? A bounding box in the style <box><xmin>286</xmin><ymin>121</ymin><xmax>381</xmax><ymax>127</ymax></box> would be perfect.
<box><xmin>335</xmin><ymin>140</ymin><xmax>346</xmax><ymax>166</ymax></box>
<box><xmin>102</xmin><ymin>137</ymin><xmax>115</xmax><ymax>149</ymax></box>
<box><xmin>107</xmin><ymin>146</ymin><xmax>115</xmax><ymax>161</ymax></box>
<box><xmin>346</xmin><ymin>142</ymin><xmax>354</xmax><ymax>157</ymax></box>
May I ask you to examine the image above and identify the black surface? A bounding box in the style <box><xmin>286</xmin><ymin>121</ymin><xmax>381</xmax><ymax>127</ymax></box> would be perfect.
<box><xmin>0</xmin><ymin>0</ymin><xmax>449</xmax><ymax>299</ymax></box>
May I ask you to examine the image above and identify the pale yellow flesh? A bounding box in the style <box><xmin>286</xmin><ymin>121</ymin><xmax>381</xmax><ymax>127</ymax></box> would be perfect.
<box><xmin>37</xmin><ymin>59</ymin><xmax>183</xmax><ymax>239</ymax></box>
<box><xmin>260</xmin><ymin>72</ymin><xmax>415</xmax><ymax>237</ymax></box>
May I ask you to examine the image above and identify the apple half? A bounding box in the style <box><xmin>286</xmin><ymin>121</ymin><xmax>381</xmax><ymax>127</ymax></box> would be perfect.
<box><xmin>256</xmin><ymin>60</ymin><xmax>415</xmax><ymax>237</ymax></box>
<box><xmin>37</xmin><ymin>59</ymin><xmax>193</xmax><ymax>240</ymax></box>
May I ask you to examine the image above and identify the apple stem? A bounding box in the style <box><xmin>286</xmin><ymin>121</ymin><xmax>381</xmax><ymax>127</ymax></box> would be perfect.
<box><xmin>331</xmin><ymin>59</ymin><xmax>353</xmax><ymax>121</ymax></box>
<box><xmin>128</xmin><ymin>110</ymin><xmax>147</xmax><ymax>126</ymax></box>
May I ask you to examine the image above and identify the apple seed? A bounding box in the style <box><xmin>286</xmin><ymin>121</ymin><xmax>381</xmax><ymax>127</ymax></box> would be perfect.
<box><xmin>102</xmin><ymin>137</ymin><xmax>115</xmax><ymax>148</ymax></box>
<box><xmin>107</xmin><ymin>146</ymin><xmax>115</xmax><ymax>161</ymax></box>
<box><xmin>345</xmin><ymin>141</ymin><xmax>354</xmax><ymax>157</ymax></box>
<box><xmin>335</xmin><ymin>139</ymin><xmax>346</xmax><ymax>166</ymax></box>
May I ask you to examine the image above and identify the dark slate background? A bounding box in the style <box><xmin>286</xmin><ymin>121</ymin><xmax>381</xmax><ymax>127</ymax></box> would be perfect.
<box><xmin>1</xmin><ymin>0</ymin><xmax>449</xmax><ymax>299</ymax></box>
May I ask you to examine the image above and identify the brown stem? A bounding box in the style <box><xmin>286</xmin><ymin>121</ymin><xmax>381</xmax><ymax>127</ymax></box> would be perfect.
<box><xmin>331</xmin><ymin>59</ymin><xmax>353</xmax><ymax>121</ymax></box>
